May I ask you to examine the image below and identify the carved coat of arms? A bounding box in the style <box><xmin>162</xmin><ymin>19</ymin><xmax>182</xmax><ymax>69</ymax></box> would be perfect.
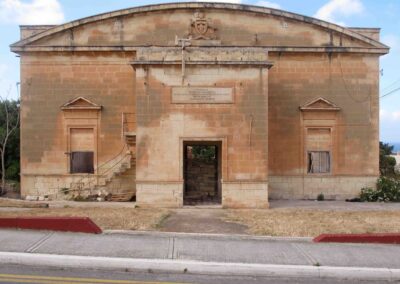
<box><xmin>188</xmin><ymin>12</ymin><xmax>217</xmax><ymax>40</ymax></box>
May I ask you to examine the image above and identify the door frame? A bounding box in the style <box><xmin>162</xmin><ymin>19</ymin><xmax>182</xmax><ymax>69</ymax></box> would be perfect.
<box><xmin>179</xmin><ymin>137</ymin><xmax>228</xmax><ymax>204</ymax></box>
<box><xmin>67</xmin><ymin>125</ymin><xmax>98</xmax><ymax>175</ymax></box>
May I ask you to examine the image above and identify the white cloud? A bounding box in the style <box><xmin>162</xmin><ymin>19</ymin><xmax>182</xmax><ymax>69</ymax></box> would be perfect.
<box><xmin>256</xmin><ymin>1</ymin><xmax>281</xmax><ymax>9</ymax></box>
<box><xmin>314</xmin><ymin>0</ymin><xmax>364</xmax><ymax>25</ymax></box>
<box><xmin>380</xmin><ymin>109</ymin><xmax>400</xmax><ymax>121</ymax></box>
<box><xmin>196</xmin><ymin>0</ymin><xmax>241</xmax><ymax>3</ymax></box>
<box><xmin>0</xmin><ymin>0</ymin><xmax>64</xmax><ymax>25</ymax></box>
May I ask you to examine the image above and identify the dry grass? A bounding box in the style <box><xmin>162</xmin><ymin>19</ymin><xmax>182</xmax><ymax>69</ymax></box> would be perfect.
<box><xmin>227</xmin><ymin>209</ymin><xmax>400</xmax><ymax>237</ymax></box>
<box><xmin>0</xmin><ymin>207</ymin><xmax>170</xmax><ymax>231</ymax></box>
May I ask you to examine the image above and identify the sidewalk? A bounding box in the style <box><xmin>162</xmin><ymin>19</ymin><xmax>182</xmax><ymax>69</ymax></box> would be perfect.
<box><xmin>1</xmin><ymin>229</ymin><xmax>400</xmax><ymax>281</ymax></box>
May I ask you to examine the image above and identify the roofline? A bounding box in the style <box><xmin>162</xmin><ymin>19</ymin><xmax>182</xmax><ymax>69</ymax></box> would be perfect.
<box><xmin>19</xmin><ymin>25</ymin><xmax>56</xmax><ymax>28</ymax></box>
<box><xmin>10</xmin><ymin>2</ymin><xmax>389</xmax><ymax>50</ymax></box>
<box><xmin>10</xmin><ymin>45</ymin><xmax>389</xmax><ymax>55</ymax></box>
<box><xmin>348</xmin><ymin>27</ymin><xmax>381</xmax><ymax>30</ymax></box>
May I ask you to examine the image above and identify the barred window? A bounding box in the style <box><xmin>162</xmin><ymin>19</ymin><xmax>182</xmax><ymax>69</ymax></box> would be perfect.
<box><xmin>308</xmin><ymin>151</ymin><xmax>330</xmax><ymax>174</ymax></box>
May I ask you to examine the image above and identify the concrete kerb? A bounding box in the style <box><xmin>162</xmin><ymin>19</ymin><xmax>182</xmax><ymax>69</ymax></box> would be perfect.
<box><xmin>103</xmin><ymin>230</ymin><xmax>314</xmax><ymax>242</ymax></box>
<box><xmin>0</xmin><ymin>252</ymin><xmax>399</xmax><ymax>282</ymax></box>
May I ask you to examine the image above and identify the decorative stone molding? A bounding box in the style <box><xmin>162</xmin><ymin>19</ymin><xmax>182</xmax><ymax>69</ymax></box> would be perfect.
<box><xmin>61</xmin><ymin>97</ymin><xmax>102</xmax><ymax>111</ymax></box>
<box><xmin>188</xmin><ymin>11</ymin><xmax>217</xmax><ymax>40</ymax></box>
<box><xmin>300</xmin><ymin>97</ymin><xmax>341</xmax><ymax>112</ymax></box>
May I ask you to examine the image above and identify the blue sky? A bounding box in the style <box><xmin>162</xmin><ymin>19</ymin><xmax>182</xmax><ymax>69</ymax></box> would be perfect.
<box><xmin>0</xmin><ymin>0</ymin><xmax>399</xmax><ymax>143</ymax></box>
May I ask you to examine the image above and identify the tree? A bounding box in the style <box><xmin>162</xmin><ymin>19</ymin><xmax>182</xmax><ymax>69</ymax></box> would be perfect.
<box><xmin>379</xmin><ymin>142</ymin><xmax>396</xmax><ymax>176</ymax></box>
<box><xmin>0</xmin><ymin>90</ymin><xmax>20</xmax><ymax>195</ymax></box>
<box><xmin>191</xmin><ymin>145</ymin><xmax>216</xmax><ymax>161</ymax></box>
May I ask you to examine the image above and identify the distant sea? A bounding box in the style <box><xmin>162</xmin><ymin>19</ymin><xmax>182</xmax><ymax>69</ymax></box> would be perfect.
<box><xmin>388</xmin><ymin>142</ymin><xmax>400</xmax><ymax>153</ymax></box>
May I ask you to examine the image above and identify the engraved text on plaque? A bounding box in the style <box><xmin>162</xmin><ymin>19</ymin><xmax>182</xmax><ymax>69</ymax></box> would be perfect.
<box><xmin>171</xmin><ymin>87</ymin><xmax>233</xmax><ymax>104</ymax></box>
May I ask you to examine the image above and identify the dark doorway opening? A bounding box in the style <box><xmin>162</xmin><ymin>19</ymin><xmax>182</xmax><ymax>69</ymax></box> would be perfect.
<box><xmin>183</xmin><ymin>141</ymin><xmax>221</xmax><ymax>205</ymax></box>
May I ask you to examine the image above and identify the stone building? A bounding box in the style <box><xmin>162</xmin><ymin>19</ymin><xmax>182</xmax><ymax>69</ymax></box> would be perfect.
<box><xmin>11</xmin><ymin>2</ymin><xmax>389</xmax><ymax>207</ymax></box>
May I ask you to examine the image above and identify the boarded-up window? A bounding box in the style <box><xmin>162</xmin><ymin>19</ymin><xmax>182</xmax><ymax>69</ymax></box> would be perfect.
<box><xmin>306</xmin><ymin>128</ymin><xmax>331</xmax><ymax>150</ymax></box>
<box><xmin>71</xmin><ymin>152</ymin><xmax>94</xmax><ymax>173</ymax></box>
<box><xmin>308</xmin><ymin>151</ymin><xmax>330</xmax><ymax>173</ymax></box>
<box><xmin>70</xmin><ymin>128</ymin><xmax>94</xmax><ymax>174</ymax></box>
<box><xmin>306</xmin><ymin>128</ymin><xmax>331</xmax><ymax>174</ymax></box>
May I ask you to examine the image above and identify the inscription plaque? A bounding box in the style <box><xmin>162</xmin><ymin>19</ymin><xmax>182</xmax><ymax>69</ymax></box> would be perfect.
<box><xmin>171</xmin><ymin>87</ymin><xmax>233</xmax><ymax>104</ymax></box>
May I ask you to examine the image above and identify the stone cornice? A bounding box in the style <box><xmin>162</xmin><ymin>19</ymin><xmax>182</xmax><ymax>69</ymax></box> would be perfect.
<box><xmin>12</xmin><ymin>46</ymin><xmax>388</xmax><ymax>55</ymax></box>
<box><xmin>130</xmin><ymin>60</ymin><xmax>274</xmax><ymax>68</ymax></box>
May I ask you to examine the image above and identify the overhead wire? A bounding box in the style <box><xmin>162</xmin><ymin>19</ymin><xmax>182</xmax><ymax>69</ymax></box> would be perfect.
<box><xmin>382</xmin><ymin>77</ymin><xmax>400</xmax><ymax>92</ymax></box>
<box><xmin>380</xmin><ymin>86</ymin><xmax>400</xmax><ymax>98</ymax></box>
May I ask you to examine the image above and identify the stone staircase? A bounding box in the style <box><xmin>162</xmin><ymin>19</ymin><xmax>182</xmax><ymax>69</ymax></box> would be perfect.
<box><xmin>68</xmin><ymin>112</ymin><xmax>137</xmax><ymax>201</ymax></box>
<box><xmin>96</xmin><ymin>151</ymin><xmax>133</xmax><ymax>188</ymax></box>
<box><xmin>69</xmin><ymin>149</ymin><xmax>134</xmax><ymax>199</ymax></box>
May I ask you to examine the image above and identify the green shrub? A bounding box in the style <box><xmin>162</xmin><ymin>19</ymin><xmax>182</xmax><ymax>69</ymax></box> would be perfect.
<box><xmin>317</xmin><ymin>193</ymin><xmax>325</xmax><ymax>201</ymax></box>
<box><xmin>61</xmin><ymin>187</ymin><xmax>69</xmax><ymax>195</ymax></box>
<box><xmin>360</xmin><ymin>177</ymin><xmax>400</xmax><ymax>202</ymax></box>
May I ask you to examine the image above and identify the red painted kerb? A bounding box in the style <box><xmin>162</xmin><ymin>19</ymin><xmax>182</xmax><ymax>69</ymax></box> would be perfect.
<box><xmin>314</xmin><ymin>233</ymin><xmax>400</xmax><ymax>244</ymax></box>
<box><xmin>0</xmin><ymin>217</ymin><xmax>102</xmax><ymax>234</ymax></box>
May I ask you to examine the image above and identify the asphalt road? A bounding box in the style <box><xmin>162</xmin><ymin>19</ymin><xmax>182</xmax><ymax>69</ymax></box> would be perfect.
<box><xmin>0</xmin><ymin>264</ymin><xmax>391</xmax><ymax>284</ymax></box>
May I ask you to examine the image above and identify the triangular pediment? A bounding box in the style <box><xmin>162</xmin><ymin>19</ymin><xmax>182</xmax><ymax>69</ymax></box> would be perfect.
<box><xmin>61</xmin><ymin>97</ymin><xmax>102</xmax><ymax>110</ymax></box>
<box><xmin>300</xmin><ymin>97</ymin><xmax>340</xmax><ymax>111</ymax></box>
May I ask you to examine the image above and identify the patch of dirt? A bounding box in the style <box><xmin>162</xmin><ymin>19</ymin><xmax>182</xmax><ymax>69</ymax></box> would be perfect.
<box><xmin>226</xmin><ymin>208</ymin><xmax>400</xmax><ymax>237</ymax></box>
<box><xmin>159</xmin><ymin>208</ymin><xmax>248</xmax><ymax>234</ymax></box>
<box><xmin>0</xmin><ymin>198</ymin><xmax>48</xmax><ymax>208</ymax></box>
<box><xmin>3</xmin><ymin>200</ymin><xmax>399</xmax><ymax>237</ymax></box>
<box><xmin>1</xmin><ymin>191</ymin><xmax>21</xmax><ymax>200</ymax></box>
<box><xmin>0</xmin><ymin>207</ymin><xmax>170</xmax><ymax>231</ymax></box>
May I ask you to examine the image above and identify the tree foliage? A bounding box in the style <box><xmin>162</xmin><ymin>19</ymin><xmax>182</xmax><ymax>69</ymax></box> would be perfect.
<box><xmin>191</xmin><ymin>145</ymin><xmax>216</xmax><ymax>161</ymax></box>
<box><xmin>360</xmin><ymin>142</ymin><xmax>400</xmax><ymax>202</ymax></box>
<box><xmin>360</xmin><ymin>176</ymin><xmax>400</xmax><ymax>202</ymax></box>
<box><xmin>379</xmin><ymin>142</ymin><xmax>396</xmax><ymax>176</ymax></box>
<box><xmin>0</xmin><ymin>99</ymin><xmax>20</xmax><ymax>194</ymax></box>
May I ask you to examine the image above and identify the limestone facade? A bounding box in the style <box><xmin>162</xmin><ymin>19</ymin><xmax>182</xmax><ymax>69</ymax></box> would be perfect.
<box><xmin>11</xmin><ymin>3</ymin><xmax>389</xmax><ymax>207</ymax></box>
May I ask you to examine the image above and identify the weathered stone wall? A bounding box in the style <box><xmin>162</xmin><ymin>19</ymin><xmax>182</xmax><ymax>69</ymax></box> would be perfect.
<box><xmin>136</xmin><ymin>182</ymin><xmax>183</xmax><ymax>208</ymax></box>
<box><xmin>20</xmin><ymin>52</ymin><xmax>136</xmax><ymax>198</ymax></box>
<box><xmin>134</xmin><ymin>48</ymin><xmax>269</xmax><ymax>208</ymax></box>
<box><xmin>269</xmin><ymin>176</ymin><xmax>377</xmax><ymax>200</ymax></box>
<box><xmin>222</xmin><ymin>181</ymin><xmax>269</xmax><ymax>208</ymax></box>
<box><xmin>267</xmin><ymin>52</ymin><xmax>379</xmax><ymax>199</ymax></box>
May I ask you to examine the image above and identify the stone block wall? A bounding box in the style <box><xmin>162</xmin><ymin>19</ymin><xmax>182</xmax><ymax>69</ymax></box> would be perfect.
<box><xmin>136</xmin><ymin>182</ymin><xmax>183</xmax><ymax>207</ymax></box>
<box><xmin>185</xmin><ymin>158</ymin><xmax>218</xmax><ymax>200</ymax></box>
<box><xmin>269</xmin><ymin>176</ymin><xmax>377</xmax><ymax>200</ymax></box>
<box><xmin>268</xmin><ymin>53</ymin><xmax>379</xmax><ymax>177</ymax></box>
<box><xmin>134</xmin><ymin>48</ymin><xmax>270</xmax><ymax>208</ymax></box>
<box><xmin>222</xmin><ymin>181</ymin><xmax>269</xmax><ymax>208</ymax></box>
<box><xmin>19</xmin><ymin>52</ymin><xmax>136</xmax><ymax>198</ymax></box>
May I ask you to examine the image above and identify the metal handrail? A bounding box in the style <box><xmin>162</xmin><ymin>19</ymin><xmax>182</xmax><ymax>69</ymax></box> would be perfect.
<box><xmin>68</xmin><ymin>111</ymin><xmax>136</xmax><ymax>195</ymax></box>
<box><xmin>68</xmin><ymin>144</ymin><xmax>129</xmax><ymax>194</ymax></box>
